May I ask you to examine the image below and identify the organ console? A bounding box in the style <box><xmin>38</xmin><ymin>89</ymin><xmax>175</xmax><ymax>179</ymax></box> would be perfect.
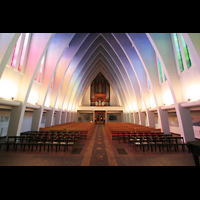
<box><xmin>90</xmin><ymin>72</ymin><xmax>110</xmax><ymax>106</ymax></box>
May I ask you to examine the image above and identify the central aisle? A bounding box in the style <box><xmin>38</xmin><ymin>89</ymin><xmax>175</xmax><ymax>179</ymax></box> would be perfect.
<box><xmin>81</xmin><ymin>124</ymin><xmax>117</xmax><ymax>166</ymax></box>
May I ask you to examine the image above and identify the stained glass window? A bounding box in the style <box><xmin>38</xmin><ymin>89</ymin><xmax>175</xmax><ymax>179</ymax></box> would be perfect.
<box><xmin>173</xmin><ymin>33</ymin><xmax>184</xmax><ymax>72</ymax></box>
<box><xmin>18</xmin><ymin>33</ymin><xmax>30</xmax><ymax>72</ymax></box>
<box><xmin>34</xmin><ymin>55</ymin><xmax>45</xmax><ymax>82</ymax></box>
<box><xmin>180</xmin><ymin>34</ymin><xmax>192</xmax><ymax>68</ymax></box>
<box><xmin>11</xmin><ymin>34</ymin><xmax>22</xmax><ymax>69</ymax></box>
<box><xmin>157</xmin><ymin>57</ymin><xmax>163</xmax><ymax>83</ymax></box>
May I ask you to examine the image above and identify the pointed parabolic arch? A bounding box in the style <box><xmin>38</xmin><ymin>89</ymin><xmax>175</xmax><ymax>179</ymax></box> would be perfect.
<box><xmin>77</xmin><ymin>59</ymin><xmax>124</xmax><ymax>107</ymax></box>
<box><xmin>62</xmin><ymin>48</ymin><xmax>129</xmax><ymax>110</ymax></box>
<box><xmin>72</xmin><ymin>51</ymin><xmax>130</xmax><ymax>109</ymax></box>
<box><xmin>2</xmin><ymin>32</ymin><xmax>200</xmax><ymax>143</ymax></box>
<box><xmin>63</xmin><ymin>44</ymin><xmax>132</xmax><ymax>111</ymax></box>
<box><xmin>61</xmin><ymin>33</ymin><xmax>141</xmax><ymax>113</ymax></box>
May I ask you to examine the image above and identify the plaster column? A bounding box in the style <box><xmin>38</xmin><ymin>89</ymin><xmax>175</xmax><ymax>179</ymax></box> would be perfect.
<box><xmin>31</xmin><ymin>108</ymin><xmax>42</xmax><ymax>131</ymax></box>
<box><xmin>45</xmin><ymin>109</ymin><xmax>54</xmax><ymax>127</ymax></box>
<box><xmin>71</xmin><ymin>112</ymin><xmax>74</xmax><ymax>122</ymax></box>
<box><xmin>146</xmin><ymin>108</ymin><xmax>155</xmax><ymax>128</ymax></box>
<box><xmin>130</xmin><ymin>113</ymin><xmax>134</xmax><ymax>123</ymax></box>
<box><xmin>134</xmin><ymin>112</ymin><xmax>139</xmax><ymax>124</ymax></box>
<box><xmin>67</xmin><ymin>111</ymin><xmax>71</xmax><ymax>122</ymax></box>
<box><xmin>158</xmin><ymin>107</ymin><xmax>170</xmax><ymax>135</ymax></box>
<box><xmin>55</xmin><ymin>110</ymin><xmax>62</xmax><ymax>125</ymax></box>
<box><xmin>61</xmin><ymin>111</ymin><xmax>67</xmax><ymax>124</ymax></box>
<box><xmin>128</xmin><ymin>112</ymin><xmax>131</xmax><ymax>122</ymax></box>
<box><xmin>139</xmin><ymin>111</ymin><xmax>146</xmax><ymax>126</ymax></box>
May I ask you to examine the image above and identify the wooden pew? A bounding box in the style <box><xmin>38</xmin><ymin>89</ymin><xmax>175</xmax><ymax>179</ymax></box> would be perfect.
<box><xmin>105</xmin><ymin>122</ymin><xmax>161</xmax><ymax>140</ymax></box>
<box><xmin>39</xmin><ymin>122</ymin><xmax>95</xmax><ymax>139</ymax></box>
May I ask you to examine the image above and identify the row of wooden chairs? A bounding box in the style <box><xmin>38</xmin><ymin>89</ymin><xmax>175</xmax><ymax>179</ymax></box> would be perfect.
<box><xmin>0</xmin><ymin>131</ymin><xmax>81</xmax><ymax>152</ymax></box>
<box><xmin>117</xmin><ymin>132</ymin><xmax>186</xmax><ymax>152</ymax></box>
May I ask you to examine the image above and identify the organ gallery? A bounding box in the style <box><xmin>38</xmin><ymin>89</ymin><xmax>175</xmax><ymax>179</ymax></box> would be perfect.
<box><xmin>90</xmin><ymin>72</ymin><xmax>110</xmax><ymax>106</ymax></box>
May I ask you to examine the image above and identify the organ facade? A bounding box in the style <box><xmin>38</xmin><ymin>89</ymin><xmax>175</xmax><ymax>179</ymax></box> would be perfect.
<box><xmin>90</xmin><ymin>72</ymin><xmax>110</xmax><ymax>106</ymax></box>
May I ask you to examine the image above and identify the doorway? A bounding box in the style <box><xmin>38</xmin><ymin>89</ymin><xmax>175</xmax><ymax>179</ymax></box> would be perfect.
<box><xmin>95</xmin><ymin>111</ymin><xmax>105</xmax><ymax>124</ymax></box>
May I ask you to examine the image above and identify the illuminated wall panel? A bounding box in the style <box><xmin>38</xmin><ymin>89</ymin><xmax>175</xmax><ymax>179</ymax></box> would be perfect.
<box><xmin>18</xmin><ymin>33</ymin><xmax>30</xmax><ymax>72</ymax></box>
<box><xmin>11</xmin><ymin>34</ymin><xmax>22</xmax><ymax>69</ymax></box>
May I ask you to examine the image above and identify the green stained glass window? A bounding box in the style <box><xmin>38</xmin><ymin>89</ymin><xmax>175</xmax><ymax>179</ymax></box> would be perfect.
<box><xmin>157</xmin><ymin>57</ymin><xmax>163</xmax><ymax>83</ymax></box>
<box><xmin>173</xmin><ymin>33</ymin><xmax>184</xmax><ymax>72</ymax></box>
<box><xmin>164</xmin><ymin>73</ymin><xmax>167</xmax><ymax>81</ymax></box>
<box><xmin>180</xmin><ymin>34</ymin><xmax>192</xmax><ymax>68</ymax></box>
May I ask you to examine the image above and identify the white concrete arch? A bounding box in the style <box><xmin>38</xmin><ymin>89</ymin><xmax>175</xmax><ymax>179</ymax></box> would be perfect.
<box><xmin>30</xmin><ymin>33</ymin><xmax>75</xmax><ymax>130</ymax></box>
<box><xmin>7</xmin><ymin>33</ymin><xmax>55</xmax><ymax>136</ymax></box>
<box><xmin>126</xmin><ymin>33</ymin><xmax>170</xmax><ymax>133</ymax></box>
<box><xmin>77</xmin><ymin>65</ymin><xmax>121</xmax><ymax>108</ymax></box>
<box><xmin>62</xmin><ymin>35</ymin><xmax>134</xmax><ymax>113</ymax></box>
<box><xmin>76</xmin><ymin>58</ymin><xmax>125</xmax><ymax>108</ymax></box>
<box><xmin>1</xmin><ymin>33</ymin><xmax>200</xmax><ymax>141</ymax></box>
<box><xmin>57</xmin><ymin>33</ymin><xmax>102</xmax><ymax>114</ymax></box>
<box><xmin>146</xmin><ymin>33</ymin><xmax>195</xmax><ymax>142</ymax></box>
<box><xmin>64</xmin><ymin>34</ymin><xmax>139</xmax><ymax>115</ymax></box>
<box><xmin>66</xmin><ymin>45</ymin><xmax>131</xmax><ymax>112</ymax></box>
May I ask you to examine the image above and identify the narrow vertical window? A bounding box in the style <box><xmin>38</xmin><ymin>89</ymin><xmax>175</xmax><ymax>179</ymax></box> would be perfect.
<box><xmin>157</xmin><ymin>57</ymin><xmax>163</xmax><ymax>83</ymax></box>
<box><xmin>38</xmin><ymin>56</ymin><xmax>45</xmax><ymax>83</ymax></box>
<box><xmin>50</xmin><ymin>77</ymin><xmax>54</xmax><ymax>89</ymax></box>
<box><xmin>180</xmin><ymin>34</ymin><xmax>192</xmax><ymax>68</ymax></box>
<box><xmin>164</xmin><ymin>73</ymin><xmax>167</xmax><ymax>81</ymax></box>
<box><xmin>18</xmin><ymin>33</ymin><xmax>30</xmax><ymax>72</ymax></box>
<box><xmin>147</xmin><ymin>78</ymin><xmax>151</xmax><ymax>90</ymax></box>
<box><xmin>173</xmin><ymin>33</ymin><xmax>184</xmax><ymax>72</ymax></box>
<box><xmin>11</xmin><ymin>34</ymin><xmax>22</xmax><ymax>68</ymax></box>
<box><xmin>34</xmin><ymin>55</ymin><xmax>45</xmax><ymax>82</ymax></box>
<box><xmin>34</xmin><ymin>70</ymin><xmax>38</xmax><ymax>81</ymax></box>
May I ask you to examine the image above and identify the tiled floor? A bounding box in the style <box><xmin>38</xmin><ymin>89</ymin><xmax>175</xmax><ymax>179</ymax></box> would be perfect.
<box><xmin>0</xmin><ymin>124</ymin><xmax>197</xmax><ymax>166</ymax></box>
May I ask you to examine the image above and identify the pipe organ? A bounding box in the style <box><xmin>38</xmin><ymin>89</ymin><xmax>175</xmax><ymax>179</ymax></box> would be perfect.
<box><xmin>90</xmin><ymin>72</ymin><xmax>110</xmax><ymax>106</ymax></box>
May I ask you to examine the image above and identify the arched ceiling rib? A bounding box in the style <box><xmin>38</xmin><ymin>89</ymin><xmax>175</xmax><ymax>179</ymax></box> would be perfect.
<box><xmin>78</xmin><ymin>65</ymin><xmax>121</xmax><ymax>107</ymax></box>
<box><xmin>63</xmin><ymin>33</ymin><xmax>140</xmax><ymax>111</ymax></box>
<box><xmin>76</xmin><ymin>58</ymin><xmax>125</xmax><ymax>107</ymax></box>
<box><xmin>69</xmin><ymin>47</ymin><xmax>130</xmax><ymax>109</ymax></box>
<box><xmin>3</xmin><ymin>32</ymin><xmax>200</xmax><ymax>141</ymax></box>
<box><xmin>49</xmin><ymin>33</ymin><xmax>89</xmax><ymax>108</ymax></box>
<box><xmin>112</xmin><ymin>33</ymin><xmax>150</xmax><ymax>107</ymax></box>
<box><xmin>78</xmin><ymin>55</ymin><xmax>126</xmax><ymax>104</ymax></box>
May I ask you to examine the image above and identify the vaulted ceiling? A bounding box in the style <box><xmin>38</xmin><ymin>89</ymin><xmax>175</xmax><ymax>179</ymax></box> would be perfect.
<box><xmin>58</xmin><ymin>33</ymin><xmax>148</xmax><ymax>111</ymax></box>
<box><xmin>1</xmin><ymin>33</ymin><xmax>200</xmax><ymax>141</ymax></box>
<box><xmin>1</xmin><ymin>33</ymin><xmax>200</xmax><ymax>114</ymax></box>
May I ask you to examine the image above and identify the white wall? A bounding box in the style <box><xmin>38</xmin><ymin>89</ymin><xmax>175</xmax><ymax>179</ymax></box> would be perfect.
<box><xmin>27</xmin><ymin>80</ymin><xmax>41</xmax><ymax>105</ymax></box>
<box><xmin>79</xmin><ymin>113</ymin><xmax>93</xmax><ymax>122</ymax></box>
<box><xmin>77</xmin><ymin>111</ymin><xmax>93</xmax><ymax>122</ymax></box>
<box><xmin>0</xmin><ymin>109</ymin><xmax>11</xmax><ymax>137</ymax></box>
<box><xmin>179</xmin><ymin>66</ymin><xmax>200</xmax><ymax>102</ymax></box>
<box><xmin>0</xmin><ymin>65</ymin><xmax>23</xmax><ymax>100</ymax></box>
<box><xmin>161</xmin><ymin>81</ymin><xmax>174</xmax><ymax>106</ymax></box>
<box><xmin>107</xmin><ymin>113</ymin><xmax>121</xmax><ymax>122</ymax></box>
